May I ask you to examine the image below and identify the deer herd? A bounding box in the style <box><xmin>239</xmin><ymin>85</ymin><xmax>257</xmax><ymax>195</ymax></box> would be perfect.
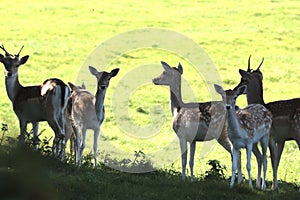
<box><xmin>0</xmin><ymin>45</ymin><xmax>299</xmax><ymax>191</ymax></box>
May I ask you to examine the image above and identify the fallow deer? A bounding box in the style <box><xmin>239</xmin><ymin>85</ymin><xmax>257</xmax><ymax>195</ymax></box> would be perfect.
<box><xmin>0</xmin><ymin>44</ymin><xmax>70</xmax><ymax>157</ymax></box>
<box><xmin>67</xmin><ymin>66</ymin><xmax>119</xmax><ymax>167</ymax></box>
<box><xmin>152</xmin><ymin>61</ymin><xmax>245</xmax><ymax>182</ymax></box>
<box><xmin>234</xmin><ymin>56</ymin><xmax>300</xmax><ymax>190</ymax></box>
<box><xmin>215</xmin><ymin>84</ymin><xmax>272</xmax><ymax>190</ymax></box>
<box><xmin>65</xmin><ymin>82</ymin><xmax>86</xmax><ymax>157</ymax></box>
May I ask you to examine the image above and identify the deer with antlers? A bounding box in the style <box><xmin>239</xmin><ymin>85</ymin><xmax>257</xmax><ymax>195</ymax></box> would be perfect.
<box><xmin>234</xmin><ymin>56</ymin><xmax>300</xmax><ymax>190</ymax></box>
<box><xmin>152</xmin><ymin>61</ymin><xmax>248</xmax><ymax>182</ymax></box>
<box><xmin>0</xmin><ymin>44</ymin><xmax>70</xmax><ymax>157</ymax></box>
<box><xmin>152</xmin><ymin>61</ymin><xmax>267</xmax><ymax>184</ymax></box>
<box><xmin>214</xmin><ymin>84</ymin><xmax>272</xmax><ymax>190</ymax></box>
<box><xmin>67</xmin><ymin>66</ymin><xmax>119</xmax><ymax>167</ymax></box>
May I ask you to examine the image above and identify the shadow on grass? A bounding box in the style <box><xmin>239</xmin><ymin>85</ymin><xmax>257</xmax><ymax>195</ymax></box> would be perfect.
<box><xmin>0</xmin><ymin>136</ymin><xmax>299</xmax><ymax>200</ymax></box>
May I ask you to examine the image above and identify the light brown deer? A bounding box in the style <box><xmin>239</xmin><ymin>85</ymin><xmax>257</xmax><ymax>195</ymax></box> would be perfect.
<box><xmin>67</xmin><ymin>66</ymin><xmax>119</xmax><ymax>167</ymax></box>
<box><xmin>152</xmin><ymin>61</ymin><xmax>244</xmax><ymax>182</ymax></box>
<box><xmin>0</xmin><ymin>44</ymin><xmax>70</xmax><ymax>157</ymax></box>
<box><xmin>65</xmin><ymin>82</ymin><xmax>86</xmax><ymax>157</ymax></box>
<box><xmin>215</xmin><ymin>84</ymin><xmax>272</xmax><ymax>190</ymax></box>
<box><xmin>234</xmin><ymin>56</ymin><xmax>300</xmax><ymax>190</ymax></box>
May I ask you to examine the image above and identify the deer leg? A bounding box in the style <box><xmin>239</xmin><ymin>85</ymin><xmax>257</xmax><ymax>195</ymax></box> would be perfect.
<box><xmin>78</xmin><ymin>127</ymin><xmax>87</xmax><ymax>166</ymax></box>
<box><xmin>32</xmin><ymin>122</ymin><xmax>39</xmax><ymax>150</ymax></box>
<box><xmin>252</xmin><ymin>143</ymin><xmax>262</xmax><ymax>189</ymax></box>
<box><xmin>93</xmin><ymin>127</ymin><xmax>100</xmax><ymax>168</ymax></box>
<box><xmin>270</xmin><ymin>140</ymin><xmax>285</xmax><ymax>189</ymax></box>
<box><xmin>277</xmin><ymin>141</ymin><xmax>285</xmax><ymax>169</ymax></box>
<box><xmin>246</xmin><ymin>144</ymin><xmax>253</xmax><ymax>188</ymax></box>
<box><xmin>58</xmin><ymin>112</ymin><xmax>66</xmax><ymax>160</ymax></box>
<box><xmin>189</xmin><ymin>141</ymin><xmax>196</xmax><ymax>181</ymax></box>
<box><xmin>47</xmin><ymin>119</ymin><xmax>62</xmax><ymax>157</ymax></box>
<box><xmin>230</xmin><ymin>147</ymin><xmax>239</xmax><ymax>188</ymax></box>
<box><xmin>237</xmin><ymin>151</ymin><xmax>243</xmax><ymax>184</ymax></box>
<box><xmin>72</xmin><ymin>125</ymin><xmax>78</xmax><ymax>163</ymax></box>
<box><xmin>261</xmin><ymin>134</ymin><xmax>269</xmax><ymax>191</ymax></box>
<box><xmin>64</xmin><ymin>120</ymin><xmax>72</xmax><ymax>155</ymax></box>
<box><xmin>269</xmin><ymin>137</ymin><xmax>279</xmax><ymax>190</ymax></box>
<box><xmin>18</xmin><ymin>119</ymin><xmax>27</xmax><ymax>143</ymax></box>
<box><xmin>179</xmin><ymin>138</ymin><xmax>187</xmax><ymax>180</ymax></box>
<box><xmin>218</xmin><ymin>138</ymin><xmax>242</xmax><ymax>183</ymax></box>
<box><xmin>75</xmin><ymin>126</ymin><xmax>82</xmax><ymax>166</ymax></box>
<box><xmin>70</xmin><ymin>132</ymin><xmax>75</xmax><ymax>158</ymax></box>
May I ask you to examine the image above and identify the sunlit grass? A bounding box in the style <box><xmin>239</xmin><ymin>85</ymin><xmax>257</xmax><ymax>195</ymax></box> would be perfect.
<box><xmin>0</xmin><ymin>0</ymin><xmax>299</xmax><ymax>188</ymax></box>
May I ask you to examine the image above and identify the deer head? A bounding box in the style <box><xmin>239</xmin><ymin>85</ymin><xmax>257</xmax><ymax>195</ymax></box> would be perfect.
<box><xmin>214</xmin><ymin>84</ymin><xmax>247</xmax><ymax>110</ymax></box>
<box><xmin>68</xmin><ymin>82</ymin><xmax>86</xmax><ymax>92</ymax></box>
<box><xmin>88</xmin><ymin>66</ymin><xmax>119</xmax><ymax>90</ymax></box>
<box><xmin>0</xmin><ymin>45</ymin><xmax>29</xmax><ymax>76</ymax></box>
<box><xmin>233</xmin><ymin>56</ymin><xmax>264</xmax><ymax>93</ymax></box>
<box><xmin>152</xmin><ymin>61</ymin><xmax>183</xmax><ymax>86</ymax></box>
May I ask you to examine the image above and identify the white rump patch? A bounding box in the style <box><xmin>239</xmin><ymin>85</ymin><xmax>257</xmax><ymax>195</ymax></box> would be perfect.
<box><xmin>40</xmin><ymin>80</ymin><xmax>56</xmax><ymax>96</ymax></box>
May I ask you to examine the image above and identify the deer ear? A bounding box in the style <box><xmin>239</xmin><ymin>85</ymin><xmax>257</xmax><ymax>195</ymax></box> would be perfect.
<box><xmin>178</xmin><ymin>63</ymin><xmax>183</xmax><ymax>74</ymax></box>
<box><xmin>236</xmin><ymin>85</ymin><xmax>247</xmax><ymax>96</ymax></box>
<box><xmin>161</xmin><ymin>61</ymin><xmax>172</xmax><ymax>72</ymax></box>
<box><xmin>214</xmin><ymin>84</ymin><xmax>225</xmax><ymax>95</ymax></box>
<box><xmin>110</xmin><ymin>68</ymin><xmax>120</xmax><ymax>77</ymax></box>
<box><xmin>239</xmin><ymin>69</ymin><xmax>251</xmax><ymax>80</ymax></box>
<box><xmin>19</xmin><ymin>55</ymin><xmax>29</xmax><ymax>65</ymax></box>
<box><xmin>68</xmin><ymin>82</ymin><xmax>78</xmax><ymax>91</ymax></box>
<box><xmin>89</xmin><ymin>66</ymin><xmax>99</xmax><ymax>76</ymax></box>
<box><xmin>256</xmin><ymin>71</ymin><xmax>263</xmax><ymax>80</ymax></box>
<box><xmin>81</xmin><ymin>82</ymin><xmax>86</xmax><ymax>89</ymax></box>
<box><xmin>0</xmin><ymin>54</ymin><xmax>4</xmax><ymax>62</ymax></box>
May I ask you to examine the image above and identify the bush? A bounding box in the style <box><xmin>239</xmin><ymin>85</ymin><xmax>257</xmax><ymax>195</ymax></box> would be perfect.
<box><xmin>204</xmin><ymin>159</ymin><xmax>227</xmax><ymax>180</ymax></box>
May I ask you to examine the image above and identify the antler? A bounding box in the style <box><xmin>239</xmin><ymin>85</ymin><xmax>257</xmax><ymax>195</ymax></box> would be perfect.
<box><xmin>256</xmin><ymin>57</ymin><xmax>264</xmax><ymax>71</ymax></box>
<box><xmin>0</xmin><ymin>44</ymin><xmax>13</xmax><ymax>57</ymax></box>
<box><xmin>15</xmin><ymin>45</ymin><xmax>24</xmax><ymax>58</ymax></box>
<box><xmin>247</xmin><ymin>55</ymin><xmax>252</xmax><ymax>72</ymax></box>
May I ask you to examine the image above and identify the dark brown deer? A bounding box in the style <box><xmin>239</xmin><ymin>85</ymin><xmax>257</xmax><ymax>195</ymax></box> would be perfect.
<box><xmin>234</xmin><ymin>56</ymin><xmax>300</xmax><ymax>190</ymax></box>
<box><xmin>0</xmin><ymin>44</ymin><xmax>70</xmax><ymax>157</ymax></box>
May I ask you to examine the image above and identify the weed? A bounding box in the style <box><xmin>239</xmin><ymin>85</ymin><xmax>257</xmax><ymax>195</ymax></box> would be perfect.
<box><xmin>98</xmin><ymin>150</ymin><xmax>155</xmax><ymax>173</ymax></box>
<box><xmin>159</xmin><ymin>163</ymin><xmax>181</xmax><ymax>179</ymax></box>
<box><xmin>204</xmin><ymin>159</ymin><xmax>227</xmax><ymax>180</ymax></box>
<box><xmin>0</xmin><ymin>123</ymin><xmax>8</xmax><ymax>146</ymax></box>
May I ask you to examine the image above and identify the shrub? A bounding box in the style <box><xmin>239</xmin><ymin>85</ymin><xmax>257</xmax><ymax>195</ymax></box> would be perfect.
<box><xmin>204</xmin><ymin>159</ymin><xmax>227</xmax><ymax>180</ymax></box>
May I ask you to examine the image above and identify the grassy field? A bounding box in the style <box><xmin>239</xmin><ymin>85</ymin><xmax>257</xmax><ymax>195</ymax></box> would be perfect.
<box><xmin>0</xmin><ymin>0</ymin><xmax>299</xmax><ymax>198</ymax></box>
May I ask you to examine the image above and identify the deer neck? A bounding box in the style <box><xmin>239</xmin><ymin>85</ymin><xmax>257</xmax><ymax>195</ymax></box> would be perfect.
<box><xmin>246</xmin><ymin>80</ymin><xmax>265</xmax><ymax>105</ymax></box>
<box><xmin>94</xmin><ymin>88</ymin><xmax>106</xmax><ymax>122</ymax></box>
<box><xmin>226</xmin><ymin>106</ymin><xmax>246</xmax><ymax>139</ymax></box>
<box><xmin>169</xmin><ymin>78</ymin><xmax>183</xmax><ymax>116</ymax></box>
<box><xmin>5</xmin><ymin>72</ymin><xmax>22</xmax><ymax>103</ymax></box>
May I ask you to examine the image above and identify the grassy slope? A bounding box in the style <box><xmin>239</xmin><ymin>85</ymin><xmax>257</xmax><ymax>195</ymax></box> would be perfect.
<box><xmin>0</xmin><ymin>0</ymin><xmax>299</xmax><ymax>196</ymax></box>
<box><xmin>0</xmin><ymin>145</ymin><xmax>299</xmax><ymax>200</ymax></box>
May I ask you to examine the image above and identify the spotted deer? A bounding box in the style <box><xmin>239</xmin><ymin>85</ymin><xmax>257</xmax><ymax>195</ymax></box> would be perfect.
<box><xmin>0</xmin><ymin>44</ymin><xmax>70</xmax><ymax>157</ymax></box>
<box><xmin>67</xmin><ymin>66</ymin><xmax>119</xmax><ymax>167</ymax></box>
<box><xmin>214</xmin><ymin>84</ymin><xmax>272</xmax><ymax>190</ymax></box>
<box><xmin>234</xmin><ymin>56</ymin><xmax>300</xmax><ymax>190</ymax></box>
<box><xmin>152</xmin><ymin>61</ymin><xmax>245</xmax><ymax>182</ymax></box>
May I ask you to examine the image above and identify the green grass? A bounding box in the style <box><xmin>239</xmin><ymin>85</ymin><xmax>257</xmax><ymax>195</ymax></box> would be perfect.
<box><xmin>0</xmin><ymin>141</ymin><xmax>299</xmax><ymax>200</ymax></box>
<box><xmin>0</xmin><ymin>0</ymin><xmax>299</xmax><ymax>198</ymax></box>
